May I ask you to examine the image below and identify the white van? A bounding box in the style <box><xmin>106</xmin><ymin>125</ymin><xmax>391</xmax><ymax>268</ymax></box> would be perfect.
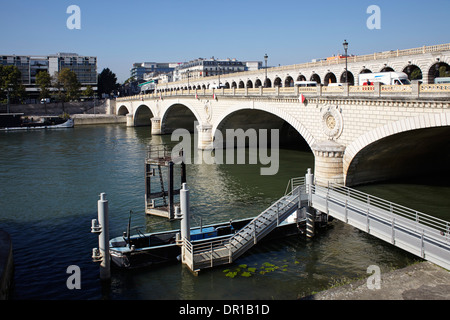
<box><xmin>359</xmin><ymin>72</ymin><xmax>411</xmax><ymax>86</ymax></box>
<box><xmin>328</xmin><ymin>83</ymin><xmax>343</xmax><ymax>87</ymax></box>
<box><xmin>294</xmin><ymin>81</ymin><xmax>317</xmax><ymax>87</ymax></box>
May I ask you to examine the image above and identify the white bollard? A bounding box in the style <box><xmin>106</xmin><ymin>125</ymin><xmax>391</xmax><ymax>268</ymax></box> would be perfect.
<box><xmin>305</xmin><ymin>169</ymin><xmax>315</xmax><ymax>238</ymax></box>
<box><xmin>180</xmin><ymin>183</ymin><xmax>190</xmax><ymax>241</ymax></box>
<box><xmin>97</xmin><ymin>193</ymin><xmax>110</xmax><ymax>280</ymax></box>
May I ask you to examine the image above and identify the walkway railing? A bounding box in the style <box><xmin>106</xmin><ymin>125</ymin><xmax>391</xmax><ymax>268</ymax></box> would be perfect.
<box><xmin>309</xmin><ymin>180</ymin><xmax>450</xmax><ymax>270</ymax></box>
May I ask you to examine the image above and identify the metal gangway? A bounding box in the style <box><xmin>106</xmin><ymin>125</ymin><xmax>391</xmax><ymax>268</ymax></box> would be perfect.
<box><xmin>181</xmin><ymin>179</ymin><xmax>307</xmax><ymax>273</ymax></box>
<box><xmin>181</xmin><ymin>171</ymin><xmax>450</xmax><ymax>273</ymax></box>
<box><xmin>310</xmin><ymin>179</ymin><xmax>450</xmax><ymax>271</ymax></box>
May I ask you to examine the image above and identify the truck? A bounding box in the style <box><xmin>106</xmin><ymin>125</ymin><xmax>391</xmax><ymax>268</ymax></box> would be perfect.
<box><xmin>358</xmin><ymin>72</ymin><xmax>411</xmax><ymax>86</ymax></box>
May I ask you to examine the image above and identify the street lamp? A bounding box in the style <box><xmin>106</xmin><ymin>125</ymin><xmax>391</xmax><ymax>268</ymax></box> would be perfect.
<box><xmin>217</xmin><ymin>61</ymin><xmax>221</xmax><ymax>88</ymax></box>
<box><xmin>264</xmin><ymin>53</ymin><xmax>268</xmax><ymax>88</ymax></box>
<box><xmin>343</xmin><ymin>40</ymin><xmax>349</xmax><ymax>83</ymax></box>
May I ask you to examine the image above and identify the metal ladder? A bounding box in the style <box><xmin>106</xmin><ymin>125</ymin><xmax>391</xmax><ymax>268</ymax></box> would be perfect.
<box><xmin>157</xmin><ymin>165</ymin><xmax>167</xmax><ymax>206</ymax></box>
<box><xmin>227</xmin><ymin>187</ymin><xmax>304</xmax><ymax>261</ymax></box>
<box><xmin>182</xmin><ymin>181</ymin><xmax>307</xmax><ymax>272</ymax></box>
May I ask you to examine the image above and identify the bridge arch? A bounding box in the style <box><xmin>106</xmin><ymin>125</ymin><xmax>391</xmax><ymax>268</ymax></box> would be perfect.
<box><xmin>274</xmin><ymin>77</ymin><xmax>282</xmax><ymax>87</ymax></box>
<box><xmin>134</xmin><ymin>104</ymin><xmax>154</xmax><ymax>126</ymax></box>
<box><xmin>297</xmin><ymin>74</ymin><xmax>307</xmax><ymax>81</ymax></box>
<box><xmin>285</xmin><ymin>76</ymin><xmax>294</xmax><ymax>87</ymax></box>
<box><xmin>246</xmin><ymin>80</ymin><xmax>253</xmax><ymax>88</ymax></box>
<box><xmin>255</xmin><ymin>79</ymin><xmax>262</xmax><ymax>88</ymax></box>
<box><xmin>360</xmin><ymin>68</ymin><xmax>372</xmax><ymax>74</ymax></box>
<box><xmin>239</xmin><ymin>81</ymin><xmax>245</xmax><ymax>88</ymax></box>
<box><xmin>118</xmin><ymin>105</ymin><xmax>130</xmax><ymax>116</ymax></box>
<box><xmin>264</xmin><ymin>78</ymin><xmax>272</xmax><ymax>88</ymax></box>
<box><xmin>402</xmin><ymin>64</ymin><xmax>423</xmax><ymax>81</ymax></box>
<box><xmin>211</xmin><ymin>104</ymin><xmax>316</xmax><ymax>150</ymax></box>
<box><xmin>324</xmin><ymin>72</ymin><xmax>337</xmax><ymax>85</ymax></box>
<box><xmin>310</xmin><ymin>73</ymin><xmax>321</xmax><ymax>84</ymax></box>
<box><xmin>161</xmin><ymin>102</ymin><xmax>202</xmax><ymax>134</ymax></box>
<box><xmin>343</xmin><ymin>112</ymin><xmax>450</xmax><ymax>186</ymax></box>
<box><xmin>340</xmin><ymin>71</ymin><xmax>354</xmax><ymax>85</ymax></box>
<box><xmin>427</xmin><ymin>61</ymin><xmax>450</xmax><ymax>84</ymax></box>
<box><xmin>380</xmin><ymin>66</ymin><xmax>395</xmax><ymax>72</ymax></box>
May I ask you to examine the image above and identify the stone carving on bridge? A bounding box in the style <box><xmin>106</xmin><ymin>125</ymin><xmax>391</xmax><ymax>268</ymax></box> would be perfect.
<box><xmin>322</xmin><ymin>105</ymin><xmax>343</xmax><ymax>140</ymax></box>
<box><xmin>204</xmin><ymin>101</ymin><xmax>212</xmax><ymax>122</ymax></box>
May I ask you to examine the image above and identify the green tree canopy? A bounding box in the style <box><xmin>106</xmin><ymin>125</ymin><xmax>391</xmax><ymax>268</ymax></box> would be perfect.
<box><xmin>54</xmin><ymin>68</ymin><xmax>81</xmax><ymax>102</ymax></box>
<box><xmin>98</xmin><ymin>68</ymin><xmax>118</xmax><ymax>97</ymax></box>
<box><xmin>0</xmin><ymin>65</ymin><xmax>25</xmax><ymax>103</ymax></box>
<box><xmin>36</xmin><ymin>70</ymin><xmax>52</xmax><ymax>99</ymax></box>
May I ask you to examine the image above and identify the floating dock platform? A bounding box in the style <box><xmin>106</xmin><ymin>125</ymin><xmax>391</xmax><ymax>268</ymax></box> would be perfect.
<box><xmin>145</xmin><ymin>144</ymin><xmax>186</xmax><ymax>220</ymax></box>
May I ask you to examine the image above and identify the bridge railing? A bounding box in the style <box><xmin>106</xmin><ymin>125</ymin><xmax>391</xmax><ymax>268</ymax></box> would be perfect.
<box><xmin>320</xmin><ymin>182</ymin><xmax>450</xmax><ymax>243</ymax></box>
<box><xmin>116</xmin><ymin>83</ymin><xmax>450</xmax><ymax>102</ymax></box>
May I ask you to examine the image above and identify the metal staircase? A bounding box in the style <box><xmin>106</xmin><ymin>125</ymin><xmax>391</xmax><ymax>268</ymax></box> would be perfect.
<box><xmin>182</xmin><ymin>178</ymin><xmax>307</xmax><ymax>273</ymax></box>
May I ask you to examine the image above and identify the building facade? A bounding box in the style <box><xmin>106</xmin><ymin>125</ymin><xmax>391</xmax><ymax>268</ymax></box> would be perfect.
<box><xmin>173</xmin><ymin>58</ymin><xmax>249</xmax><ymax>82</ymax></box>
<box><xmin>1</xmin><ymin>53</ymin><xmax>97</xmax><ymax>98</ymax></box>
<box><xmin>130</xmin><ymin>62</ymin><xmax>177</xmax><ymax>81</ymax></box>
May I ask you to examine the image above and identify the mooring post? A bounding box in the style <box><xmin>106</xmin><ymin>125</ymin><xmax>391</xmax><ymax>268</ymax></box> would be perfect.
<box><xmin>305</xmin><ymin>169</ymin><xmax>316</xmax><ymax>238</ymax></box>
<box><xmin>180</xmin><ymin>183</ymin><xmax>190</xmax><ymax>242</ymax></box>
<box><xmin>168</xmin><ymin>161</ymin><xmax>174</xmax><ymax>220</ymax></box>
<box><xmin>97</xmin><ymin>193</ymin><xmax>110</xmax><ymax>280</ymax></box>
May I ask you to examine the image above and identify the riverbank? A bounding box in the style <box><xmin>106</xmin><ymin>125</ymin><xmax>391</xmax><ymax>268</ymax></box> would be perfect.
<box><xmin>71</xmin><ymin>114</ymin><xmax>126</xmax><ymax>126</ymax></box>
<box><xmin>303</xmin><ymin>261</ymin><xmax>450</xmax><ymax>300</ymax></box>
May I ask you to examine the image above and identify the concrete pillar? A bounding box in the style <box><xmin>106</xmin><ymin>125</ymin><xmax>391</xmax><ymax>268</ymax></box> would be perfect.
<box><xmin>374</xmin><ymin>82</ymin><xmax>381</xmax><ymax>97</ymax></box>
<box><xmin>312</xmin><ymin>140</ymin><xmax>345</xmax><ymax>186</ymax></box>
<box><xmin>316</xmin><ymin>84</ymin><xmax>323</xmax><ymax>96</ymax></box>
<box><xmin>151</xmin><ymin>117</ymin><xmax>162</xmax><ymax>135</ymax></box>
<box><xmin>343</xmin><ymin>83</ymin><xmax>350</xmax><ymax>97</ymax></box>
<box><xmin>412</xmin><ymin>82</ymin><xmax>420</xmax><ymax>98</ymax></box>
<box><xmin>196</xmin><ymin>123</ymin><xmax>213</xmax><ymax>150</ymax></box>
<box><xmin>126</xmin><ymin>114</ymin><xmax>134</xmax><ymax>127</ymax></box>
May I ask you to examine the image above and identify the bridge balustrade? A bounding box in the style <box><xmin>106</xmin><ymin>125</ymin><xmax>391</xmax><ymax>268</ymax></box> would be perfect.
<box><xmin>117</xmin><ymin>83</ymin><xmax>450</xmax><ymax>102</ymax></box>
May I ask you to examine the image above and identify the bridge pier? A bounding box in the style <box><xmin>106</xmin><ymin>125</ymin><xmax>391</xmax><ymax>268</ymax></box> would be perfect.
<box><xmin>151</xmin><ymin>117</ymin><xmax>162</xmax><ymax>135</ymax></box>
<box><xmin>126</xmin><ymin>114</ymin><xmax>134</xmax><ymax>127</ymax></box>
<box><xmin>312</xmin><ymin>140</ymin><xmax>345</xmax><ymax>186</ymax></box>
<box><xmin>196</xmin><ymin>123</ymin><xmax>213</xmax><ymax>150</ymax></box>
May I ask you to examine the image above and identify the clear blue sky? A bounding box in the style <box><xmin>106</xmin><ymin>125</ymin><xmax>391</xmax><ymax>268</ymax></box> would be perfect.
<box><xmin>1</xmin><ymin>0</ymin><xmax>449</xmax><ymax>82</ymax></box>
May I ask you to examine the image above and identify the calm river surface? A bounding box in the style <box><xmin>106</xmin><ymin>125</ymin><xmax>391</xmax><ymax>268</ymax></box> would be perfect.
<box><xmin>1</xmin><ymin>124</ymin><xmax>449</xmax><ymax>300</ymax></box>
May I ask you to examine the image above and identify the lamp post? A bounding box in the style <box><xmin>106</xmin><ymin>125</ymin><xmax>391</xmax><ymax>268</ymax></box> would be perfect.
<box><xmin>343</xmin><ymin>40</ymin><xmax>349</xmax><ymax>83</ymax></box>
<box><xmin>264</xmin><ymin>54</ymin><xmax>268</xmax><ymax>87</ymax></box>
<box><xmin>186</xmin><ymin>69</ymin><xmax>190</xmax><ymax>89</ymax></box>
<box><xmin>217</xmin><ymin>61</ymin><xmax>221</xmax><ymax>88</ymax></box>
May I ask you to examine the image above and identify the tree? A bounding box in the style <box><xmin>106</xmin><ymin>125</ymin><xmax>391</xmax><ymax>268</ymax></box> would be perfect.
<box><xmin>82</xmin><ymin>85</ymin><xmax>94</xmax><ymax>99</ymax></box>
<box><xmin>36</xmin><ymin>70</ymin><xmax>52</xmax><ymax>100</ymax></box>
<box><xmin>97</xmin><ymin>68</ymin><xmax>118</xmax><ymax>97</ymax></box>
<box><xmin>0</xmin><ymin>65</ymin><xmax>24</xmax><ymax>105</ymax></box>
<box><xmin>53</xmin><ymin>68</ymin><xmax>81</xmax><ymax>113</ymax></box>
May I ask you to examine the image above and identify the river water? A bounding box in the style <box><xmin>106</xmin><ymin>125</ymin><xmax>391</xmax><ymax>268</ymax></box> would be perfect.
<box><xmin>1</xmin><ymin>124</ymin><xmax>449</xmax><ymax>300</ymax></box>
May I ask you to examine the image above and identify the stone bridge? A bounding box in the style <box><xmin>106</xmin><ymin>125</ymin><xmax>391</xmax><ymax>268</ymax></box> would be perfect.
<box><xmin>157</xmin><ymin>43</ymin><xmax>450</xmax><ymax>91</ymax></box>
<box><xmin>113</xmin><ymin>82</ymin><xmax>450</xmax><ymax>187</ymax></box>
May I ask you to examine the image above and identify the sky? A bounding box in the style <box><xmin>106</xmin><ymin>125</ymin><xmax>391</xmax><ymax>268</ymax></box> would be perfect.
<box><xmin>1</xmin><ymin>0</ymin><xmax>449</xmax><ymax>82</ymax></box>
